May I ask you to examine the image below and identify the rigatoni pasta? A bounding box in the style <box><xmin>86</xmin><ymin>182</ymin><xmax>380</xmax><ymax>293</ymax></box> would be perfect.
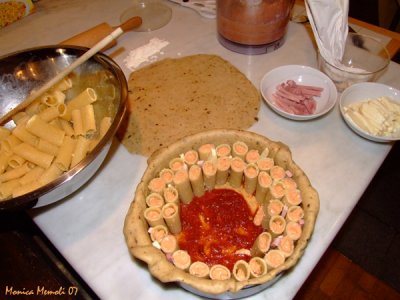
<box><xmin>12</xmin><ymin>122</ymin><xmax>39</xmax><ymax>146</ymax></box>
<box><xmin>64</xmin><ymin>87</ymin><xmax>97</xmax><ymax>120</ymax></box>
<box><xmin>138</xmin><ymin>138</ymin><xmax>312</xmax><ymax>286</ymax></box>
<box><xmin>71</xmin><ymin>109</ymin><xmax>84</xmax><ymax>136</ymax></box>
<box><xmin>13</xmin><ymin>143</ymin><xmax>54</xmax><ymax>169</ymax></box>
<box><xmin>38</xmin><ymin>163</ymin><xmax>63</xmax><ymax>185</ymax></box>
<box><xmin>38</xmin><ymin>104</ymin><xmax>67</xmax><ymax>122</ymax></box>
<box><xmin>37</xmin><ymin>139</ymin><xmax>60</xmax><ymax>156</ymax></box>
<box><xmin>0</xmin><ymin>71</ymin><xmax>117</xmax><ymax>202</ymax></box>
<box><xmin>7</xmin><ymin>154</ymin><xmax>26</xmax><ymax>169</ymax></box>
<box><xmin>54</xmin><ymin>136</ymin><xmax>76</xmax><ymax>171</ymax></box>
<box><xmin>0</xmin><ymin>162</ymin><xmax>33</xmax><ymax>183</ymax></box>
<box><xmin>12</xmin><ymin>112</ymin><xmax>29</xmax><ymax>125</ymax></box>
<box><xmin>0</xmin><ymin>127</ymin><xmax>10</xmax><ymax>141</ymax></box>
<box><xmin>81</xmin><ymin>104</ymin><xmax>96</xmax><ymax>135</ymax></box>
<box><xmin>70</xmin><ymin>136</ymin><xmax>91</xmax><ymax>167</ymax></box>
<box><xmin>18</xmin><ymin>166</ymin><xmax>45</xmax><ymax>186</ymax></box>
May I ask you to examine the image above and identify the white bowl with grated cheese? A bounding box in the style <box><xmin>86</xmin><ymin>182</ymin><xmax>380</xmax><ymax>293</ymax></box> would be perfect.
<box><xmin>340</xmin><ymin>82</ymin><xmax>400</xmax><ymax>142</ymax></box>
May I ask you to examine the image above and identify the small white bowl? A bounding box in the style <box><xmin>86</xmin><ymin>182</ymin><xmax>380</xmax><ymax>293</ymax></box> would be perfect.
<box><xmin>340</xmin><ymin>82</ymin><xmax>400</xmax><ymax>142</ymax></box>
<box><xmin>260</xmin><ymin>65</ymin><xmax>338</xmax><ymax>120</ymax></box>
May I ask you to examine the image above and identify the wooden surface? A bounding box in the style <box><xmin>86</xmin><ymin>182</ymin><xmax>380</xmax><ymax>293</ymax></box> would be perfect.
<box><xmin>294</xmin><ymin>247</ymin><xmax>400</xmax><ymax>300</ymax></box>
<box><xmin>349</xmin><ymin>16</ymin><xmax>400</xmax><ymax>58</ymax></box>
<box><xmin>0</xmin><ymin>211</ymin><xmax>98</xmax><ymax>299</ymax></box>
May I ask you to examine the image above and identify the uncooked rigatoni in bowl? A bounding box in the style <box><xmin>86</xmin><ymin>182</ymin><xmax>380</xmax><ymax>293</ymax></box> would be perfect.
<box><xmin>0</xmin><ymin>45</ymin><xmax>127</xmax><ymax>210</ymax></box>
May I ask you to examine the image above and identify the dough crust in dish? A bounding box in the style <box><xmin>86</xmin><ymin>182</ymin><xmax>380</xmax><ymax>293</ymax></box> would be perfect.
<box><xmin>124</xmin><ymin>129</ymin><xmax>319</xmax><ymax>295</ymax></box>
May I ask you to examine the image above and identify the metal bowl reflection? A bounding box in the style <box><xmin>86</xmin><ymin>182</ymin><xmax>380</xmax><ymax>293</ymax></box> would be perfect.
<box><xmin>0</xmin><ymin>45</ymin><xmax>128</xmax><ymax>210</ymax></box>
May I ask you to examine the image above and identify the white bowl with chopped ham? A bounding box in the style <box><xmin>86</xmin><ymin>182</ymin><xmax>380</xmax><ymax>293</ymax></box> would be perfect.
<box><xmin>260</xmin><ymin>65</ymin><xmax>338</xmax><ymax>120</ymax></box>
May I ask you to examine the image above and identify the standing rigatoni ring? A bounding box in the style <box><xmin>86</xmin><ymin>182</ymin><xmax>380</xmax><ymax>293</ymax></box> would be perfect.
<box><xmin>183</xmin><ymin>149</ymin><xmax>199</xmax><ymax>166</ymax></box>
<box><xmin>255</xmin><ymin>171</ymin><xmax>272</xmax><ymax>203</ymax></box>
<box><xmin>161</xmin><ymin>202</ymin><xmax>181</xmax><ymax>234</ymax></box>
<box><xmin>249</xmin><ymin>257</ymin><xmax>267</xmax><ymax>278</ymax></box>
<box><xmin>146</xmin><ymin>193</ymin><xmax>165</xmax><ymax>208</ymax></box>
<box><xmin>149</xmin><ymin>225</ymin><xmax>169</xmax><ymax>243</ymax></box>
<box><xmin>144</xmin><ymin>207</ymin><xmax>166</xmax><ymax>227</ymax></box>
<box><xmin>160</xmin><ymin>234</ymin><xmax>178</xmax><ymax>254</ymax></box>
<box><xmin>232</xmin><ymin>260</ymin><xmax>250</xmax><ymax>282</ymax></box>
<box><xmin>188</xmin><ymin>164</ymin><xmax>204</xmax><ymax>197</ymax></box>
<box><xmin>159</xmin><ymin>168</ymin><xmax>174</xmax><ymax>185</ymax></box>
<box><xmin>124</xmin><ymin>129</ymin><xmax>320</xmax><ymax>295</ymax></box>
<box><xmin>189</xmin><ymin>261</ymin><xmax>210</xmax><ymax>278</ymax></box>
<box><xmin>216</xmin><ymin>156</ymin><xmax>231</xmax><ymax>185</ymax></box>
<box><xmin>163</xmin><ymin>185</ymin><xmax>179</xmax><ymax>205</ymax></box>
<box><xmin>173</xmin><ymin>169</ymin><xmax>193</xmax><ymax>204</ymax></box>
<box><xmin>264</xmin><ymin>249</ymin><xmax>286</xmax><ymax>270</ymax></box>
<box><xmin>202</xmin><ymin>160</ymin><xmax>217</xmax><ymax>190</ymax></box>
<box><xmin>216</xmin><ymin>143</ymin><xmax>231</xmax><ymax>157</ymax></box>
<box><xmin>232</xmin><ymin>141</ymin><xmax>248</xmax><ymax>159</ymax></box>
<box><xmin>244</xmin><ymin>163</ymin><xmax>259</xmax><ymax>195</ymax></box>
<box><xmin>229</xmin><ymin>156</ymin><xmax>245</xmax><ymax>188</ymax></box>
<box><xmin>251</xmin><ymin>231</ymin><xmax>272</xmax><ymax>257</ymax></box>
<box><xmin>209</xmin><ymin>265</ymin><xmax>231</xmax><ymax>281</ymax></box>
<box><xmin>172</xmin><ymin>250</ymin><xmax>191</xmax><ymax>271</ymax></box>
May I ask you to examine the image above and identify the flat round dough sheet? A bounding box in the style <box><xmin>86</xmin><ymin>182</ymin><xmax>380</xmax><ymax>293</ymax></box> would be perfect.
<box><xmin>118</xmin><ymin>54</ymin><xmax>260</xmax><ymax>156</ymax></box>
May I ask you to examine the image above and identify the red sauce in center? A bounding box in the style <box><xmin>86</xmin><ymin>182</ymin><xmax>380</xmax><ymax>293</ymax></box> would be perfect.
<box><xmin>177</xmin><ymin>188</ymin><xmax>262</xmax><ymax>270</ymax></box>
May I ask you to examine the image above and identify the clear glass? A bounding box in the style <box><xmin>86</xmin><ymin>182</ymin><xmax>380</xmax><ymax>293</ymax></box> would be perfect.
<box><xmin>120</xmin><ymin>0</ymin><xmax>172</xmax><ymax>32</ymax></box>
<box><xmin>318</xmin><ymin>32</ymin><xmax>390</xmax><ymax>92</ymax></box>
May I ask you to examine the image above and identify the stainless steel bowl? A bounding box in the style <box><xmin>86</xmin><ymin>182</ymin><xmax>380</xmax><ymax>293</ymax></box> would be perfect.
<box><xmin>0</xmin><ymin>46</ymin><xmax>128</xmax><ymax>210</ymax></box>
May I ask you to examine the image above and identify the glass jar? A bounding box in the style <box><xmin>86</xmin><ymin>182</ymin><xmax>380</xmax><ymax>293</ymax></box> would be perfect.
<box><xmin>217</xmin><ymin>0</ymin><xmax>294</xmax><ymax>54</ymax></box>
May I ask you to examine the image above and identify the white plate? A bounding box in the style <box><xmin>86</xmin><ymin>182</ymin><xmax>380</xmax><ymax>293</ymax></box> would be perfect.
<box><xmin>260</xmin><ymin>65</ymin><xmax>338</xmax><ymax>120</ymax></box>
<box><xmin>339</xmin><ymin>82</ymin><xmax>400</xmax><ymax>142</ymax></box>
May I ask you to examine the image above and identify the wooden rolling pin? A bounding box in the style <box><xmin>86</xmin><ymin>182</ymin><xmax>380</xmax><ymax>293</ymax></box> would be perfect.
<box><xmin>60</xmin><ymin>16</ymin><xmax>142</xmax><ymax>50</ymax></box>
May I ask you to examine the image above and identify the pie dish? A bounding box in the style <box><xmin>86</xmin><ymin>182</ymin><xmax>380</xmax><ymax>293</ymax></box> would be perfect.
<box><xmin>123</xmin><ymin>129</ymin><xmax>319</xmax><ymax>296</ymax></box>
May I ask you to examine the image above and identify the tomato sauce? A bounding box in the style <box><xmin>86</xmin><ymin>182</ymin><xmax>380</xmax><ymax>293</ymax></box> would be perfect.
<box><xmin>177</xmin><ymin>188</ymin><xmax>263</xmax><ymax>270</ymax></box>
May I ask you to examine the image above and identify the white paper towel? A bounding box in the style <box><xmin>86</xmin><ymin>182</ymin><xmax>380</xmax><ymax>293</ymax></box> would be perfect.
<box><xmin>305</xmin><ymin>0</ymin><xmax>349</xmax><ymax>67</ymax></box>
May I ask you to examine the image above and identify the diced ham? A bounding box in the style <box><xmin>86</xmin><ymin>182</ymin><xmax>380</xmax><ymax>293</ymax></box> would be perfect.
<box><xmin>271</xmin><ymin>80</ymin><xmax>323</xmax><ymax>115</ymax></box>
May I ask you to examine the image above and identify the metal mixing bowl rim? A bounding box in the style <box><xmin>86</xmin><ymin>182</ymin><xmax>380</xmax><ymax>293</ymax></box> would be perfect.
<box><xmin>0</xmin><ymin>45</ymin><xmax>128</xmax><ymax>210</ymax></box>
